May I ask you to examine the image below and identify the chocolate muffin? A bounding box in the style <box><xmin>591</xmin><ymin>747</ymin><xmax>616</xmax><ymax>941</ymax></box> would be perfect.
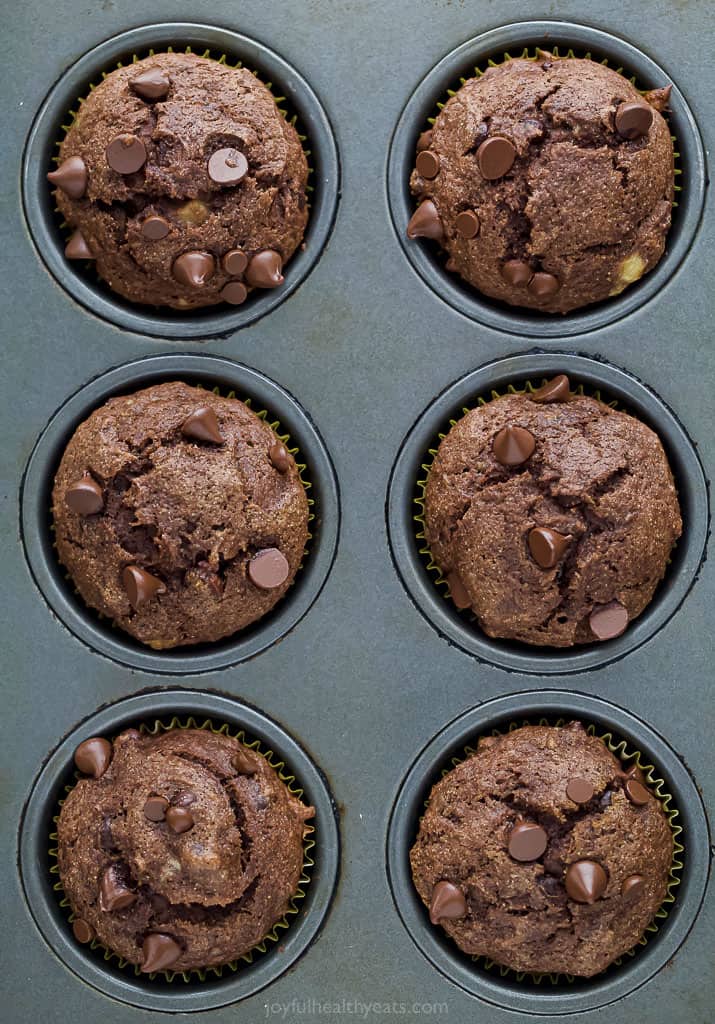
<box><xmin>407</xmin><ymin>54</ymin><xmax>673</xmax><ymax>313</ymax></box>
<box><xmin>58</xmin><ymin>727</ymin><xmax>313</xmax><ymax>972</ymax></box>
<box><xmin>52</xmin><ymin>381</ymin><xmax>309</xmax><ymax>648</ymax></box>
<box><xmin>47</xmin><ymin>52</ymin><xmax>309</xmax><ymax>309</ymax></box>
<box><xmin>424</xmin><ymin>375</ymin><xmax>681</xmax><ymax>647</ymax></box>
<box><xmin>410</xmin><ymin>722</ymin><xmax>673</xmax><ymax>977</ymax></box>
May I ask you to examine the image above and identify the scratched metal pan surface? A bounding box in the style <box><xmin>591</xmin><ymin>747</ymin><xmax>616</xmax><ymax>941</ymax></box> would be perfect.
<box><xmin>2</xmin><ymin>0</ymin><xmax>713</xmax><ymax>1022</ymax></box>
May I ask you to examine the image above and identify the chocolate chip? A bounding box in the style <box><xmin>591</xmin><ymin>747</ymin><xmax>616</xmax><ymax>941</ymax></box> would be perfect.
<box><xmin>406</xmin><ymin>199</ymin><xmax>444</xmax><ymax>242</ymax></box>
<box><xmin>446</xmin><ymin>571</ymin><xmax>471</xmax><ymax>610</ymax></box>
<box><xmin>415</xmin><ymin>150</ymin><xmax>440</xmax><ymax>179</ymax></box>
<box><xmin>621</xmin><ymin>874</ymin><xmax>646</xmax><ymax>898</ymax></box>
<box><xmin>65</xmin><ymin>230</ymin><xmax>93</xmax><ymax>260</ymax></box>
<box><xmin>100</xmin><ymin>866</ymin><xmax>136</xmax><ymax>912</ymax></box>
<box><xmin>141</xmin><ymin>215</ymin><xmax>170</xmax><ymax>240</ymax></box>
<box><xmin>589</xmin><ymin>600</ymin><xmax>628</xmax><ymax>640</ymax></box>
<box><xmin>615</xmin><ymin>101</ymin><xmax>654</xmax><ymax>140</ymax></box>
<box><xmin>625</xmin><ymin>778</ymin><xmax>651</xmax><ymax>806</ymax></box>
<box><xmin>416</xmin><ymin>129</ymin><xmax>434</xmax><ymax>152</ymax></box>
<box><xmin>150</xmin><ymin>893</ymin><xmax>170</xmax><ymax>914</ymax></box>
<box><xmin>106</xmin><ymin>134</ymin><xmax>147</xmax><ymax>174</ymax></box>
<box><xmin>248</xmin><ymin>548</ymin><xmax>290</xmax><ymax>590</ymax></box>
<box><xmin>166</xmin><ymin>807</ymin><xmax>194</xmax><ymax>834</ymax></box>
<box><xmin>566</xmin><ymin>778</ymin><xmax>595</xmax><ymax>804</ymax></box>
<box><xmin>564</xmin><ymin>860</ymin><xmax>608</xmax><ymax>903</ymax></box>
<box><xmin>501</xmin><ymin>259</ymin><xmax>533</xmax><ymax>286</ymax></box>
<box><xmin>269</xmin><ymin>442</ymin><xmax>291</xmax><ymax>473</ymax></box>
<box><xmin>74</xmin><ymin>737</ymin><xmax>112</xmax><ymax>778</ymax></box>
<box><xmin>130</xmin><ymin>68</ymin><xmax>170</xmax><ymax>101</ymax></box>
<box><xmin>47</xmin><ymin>156</ymin><xmax>87</xmax><ymax>199</ymax></box>
<box><xmin>220</xmin><ymin>280</ymin><xmax>248</xmax><ymax>305</ymax></box>
<box><xmin>174</xmin><ymin>791</ymin><xmax>196</xmax><ymax>807</ymax></box>
<box><xmin>208</xmin><ymin>147</ymin><xmax>248</xmax><ymax>185</ymax></box>
<box><xmin>528</xmin><ymin>527</ymin><xmax>571</xmax><ymax>569</ymax></box>
<box><xmin>508</xmin><ymin>821</ymin><xmax>548</xmax><ymax>861</ymax></box>
<box><xmin>493</xmin><ymin>425</ymin><xmax>536</xmax><ymax>466</ymax></box>
<box><xmin>429</xmin><ymin>881</ymin><xmax>467</xmax><ymax>924</ymax></box>
<box><xmin>122</xmin><ymin>565</ymin><xmax>167</xmax><ymax>610</ymax></box>
<box><xmin>528</xmin><ymin>272</ymin><xmax>560</xmax><ymax>299</ymax></box>
<box><xmin>181</xmin><ymin>406</ymin><xmax>224</xmax><ymax>444</ymax></box>
<box><xmin>100</xmin><ymin>817</ymin><xmax>117</xmax><ymax>852</ymax></box>
<box><xmin>222</xmin><ymin>249</ymin><xmax>248</xmax><ymax>276</ymax></box>
<box><xmin>455</xmin><ymin>210</ymin><xmax>480</xmax><ymax>239</ymax></box>
<box><xmin>172</xmin><ymin>251</ymin><xmax>215</xmax><ymax>287</ymax></box>
<box><xmin>622</xmin><ymin>763</ymin><xmax>646</xmax><ymax>784</ymax></box>
<box><xmin>245</xmin><ymin>250</ymin><xmax>284</xmax><ymax>288</ymax></box>
<box><xmin>232</xmin><ymin>749</ymin><xmax>257</xmax><ymax>774</ymax></box>
<box><xmin>65</xmin><ymin>473</ymin><xmax>104</xmax><ymax>515</ymax></box>
<box><xmin>141</xmin><ymin>933</ymin><xmax>182</xmax><ymax>973</ymax></box>
<box><xmin>143</xmin><ymin>796</ymin><xmax>169</xmax><ymax>822</ymax></box>
<box><xmin>543</xmin><ymin>856</ymin><xmax>563</xmax><ymax>877</ymax></box>
<box><xmin>72</xmin><ymin>919</ymin><xmax>95</xmax><ymax>943</ymax></box>
<box><xmin>643</xmin><ymin>85</ymin><xmax>672</xmax><ymax>113</ymax></box>
<box><xmin>477</xmin><ymin>137</ymin><xmax>516</xmax><ymax>179</ymax></box>
<box><xmin>538</xmin><ymin>875</ymin><xmax>562</xmax><ymax>897</ymax></box>
<box><xmin>531</xmin><ymin>374</ymin><xmax>570</xmax><ymax>403</ymax></box>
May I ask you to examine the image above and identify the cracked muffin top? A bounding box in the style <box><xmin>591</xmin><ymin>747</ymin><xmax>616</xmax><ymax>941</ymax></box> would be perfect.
<box><xmin>58</xmin><ymin>727</ymin><xmax>314</xmax><ymax>972</ymax></box>
<box><xmin>47</xmin><ymin>53</ymin><xmax>309</xmax><ymax>309</ymax></box>
<box><xmin>423</xmin><ymin>375</ymin><xmax>681</xmax><ymax>647</ymax></box>
<box><xmin>410</xmin><ymin>722</ymin><xmax>672</xmax><ymax>977</ymax></box>
<box><xmin>407</xmin><ymin>54</ymin><xmax>673</xmax><ymax>314</ymax></box>
<box><xmin>52</xmin><ymin>381</ymin><xmax>309</xmax><ymax>649</ymax></box>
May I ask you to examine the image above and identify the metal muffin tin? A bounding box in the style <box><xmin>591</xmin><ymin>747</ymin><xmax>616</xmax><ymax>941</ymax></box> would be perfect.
<box><xmin>4</xmin><ymin>3</ymin><xmax>714</xmax><ymax>1023</ymax></box>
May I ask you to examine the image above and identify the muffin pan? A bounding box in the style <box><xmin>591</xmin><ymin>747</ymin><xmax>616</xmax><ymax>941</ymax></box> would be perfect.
<box><xmin>5</xmin><ymin>4</ymin><xmax>714</xmax><ymax>1023</ymax></box>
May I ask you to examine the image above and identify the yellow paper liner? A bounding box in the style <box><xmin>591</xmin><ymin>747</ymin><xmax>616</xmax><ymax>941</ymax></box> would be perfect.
<box><xmin>48</xmin><ymin>714</ymin><xmax>316</xmax><ymax>983</ymax></box>
<box><xmin>414</xmin><ymin>378</ymin><xmax>678</xmax><ymax>623</ymax></box>
<box><xmin>420</xmin><ymin>715</ymin><xmax>683</xmax><ymax>985</ymax></box>
<box><xmin>50</xmin><ymin>381</ymin><xmax>315</xmax><ymax>641</ymax></box>
<box><xmin>50</xmin><ymin>44</ymin><xmax>314</xmax><ymax>268</ymax></box>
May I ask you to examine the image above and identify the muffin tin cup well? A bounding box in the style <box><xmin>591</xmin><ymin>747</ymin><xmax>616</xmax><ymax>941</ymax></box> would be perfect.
<box><xmin>20</xmin><ymin>354</ymin><xmax>340</xmax><ymax>673</ymax></box>
<box><xmin>386</xmin><ymin>352</ymin><xmax>709</xmax><ymax>675</ymax></box>
<box><xmin>19</xmin><ymin>689</ymin><xmax>341</xmax><ymax>1013</ymax></box>
<box><xmin>49</xmin><ymin>712</ymin><xmax>318</xmax><ymax>986</ymax></box>
<box><xmin>386</xmin><ymin>20</ymin><xmax>706</xmax><ymax>338</ymax></box>
<box><xmin>22</xmin><ymin>22</ymin><xmax>340</xmax><ymax>339</ymax></box>
<box><xmin>385</xmin><ymin>690</ymin><xmax>710</xmax><ymax>1016</ymax></box>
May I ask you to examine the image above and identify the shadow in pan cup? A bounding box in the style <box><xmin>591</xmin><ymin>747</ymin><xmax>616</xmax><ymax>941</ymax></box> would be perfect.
<box><xmin>387</xmin><ymin>20</ymin><xmax>706</xmax><ymax>338</ymax></box>
<box><xmin>386</xmin><ymin>352</ymin><xmax>709</xmax><ymax>675</ymax></box>
<box><xmin>22</xmin><ymin>22</ymin><xmax>340</xmax><ymax>339</ymax></box>
<box><xmin>386</xmin><ymin>690</ymin><xmax>710</xmax><ymax>1015</ymax></box>
<box><xmin>18</xmin><ymin>689</ymin><xmax>341</xmax><ymax>1012</ymax></box>
<box><xmin>20</xmin><ymin>353</ymin><xmax>340</xmax><ymax>674</ymax></box>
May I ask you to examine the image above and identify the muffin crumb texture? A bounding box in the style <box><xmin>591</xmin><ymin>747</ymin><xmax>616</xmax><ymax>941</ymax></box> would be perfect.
<box><xmin>408</xmin><ymin>56</ymin><xmax>674</xmax><ymax>313</ymax></box>
<box><xmin>424</xmin><ymin>378</ymin><xmax>681</xmax><ymax>647</ymax></box>
<box><xmin>410</xmin><ymin>723</ymin><xmax>673</xmax><ymax>977</ymax></box>
<box><xmin>58</xmin><ymin>727</ymin><xmax>314</xmax><ymax>972</ymax></box>
<box><xmin>48</xmin><ymin>53</ymin><xmax>309</xmax><ymax>309</ymax></box>
<box><xmin>52</xmin><ymin>381</ymin><xmax>309</xmax><ymax>649</ymax></box>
